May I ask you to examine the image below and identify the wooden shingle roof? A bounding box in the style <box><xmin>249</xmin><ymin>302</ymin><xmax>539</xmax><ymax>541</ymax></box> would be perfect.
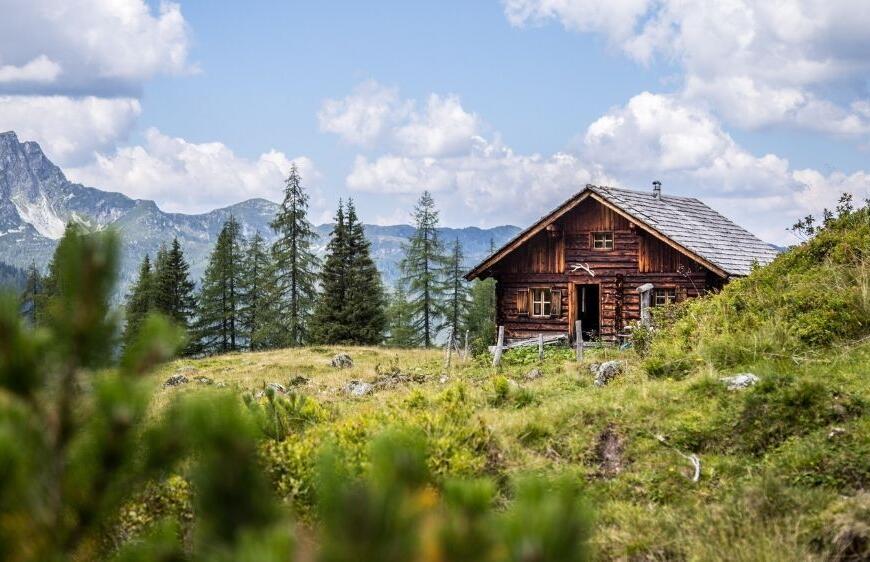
<box><xmin>465</xmin><ymin>184</ymin><xmax>780</xmax><ymax>280</ymax></box>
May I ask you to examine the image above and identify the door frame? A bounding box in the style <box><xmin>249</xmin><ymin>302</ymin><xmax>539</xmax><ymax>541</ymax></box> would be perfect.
<box><xmin>568</xmin><ymin>280</ymin><xmax>602</xmax><ymax>341</ymax></box>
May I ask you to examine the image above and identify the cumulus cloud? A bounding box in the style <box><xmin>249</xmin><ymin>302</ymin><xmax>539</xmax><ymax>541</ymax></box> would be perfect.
<box><xmin>505</xmin><ymin>0</ymin><xmax>870</xmax><ymax>135</ymax></box>
<box><xmin>580</xmin><ymin>92</ymin><xmax>870</xmax><ymax>242</ymax></box>
<box><xmin>0</xmin><ymin>0</ymin><xmax>192</xmax><ymax>96</ymax></box>
<box><xmin>0</xmin><ymin>0</ymin><xmax>194</xmax><ymax>171</ymax></box>
<box><xmin>0</xmin><ymin>55</ymin><xmax>62</xmax><ymax>84</ymax></box>
<box><xmin>328</xmin><ymin>79</ymin><xmax>869</xmax><ymax>242</ymax></box>
<box><xmin>0</xmin><ymin>95</ymin><xmax>141</xmax><ymax>165</ymax></box>
<box><xmin>319</xmin><ymin>81</ymin><xmax>481</xmax><ymax>157</ymax></box>
<box><xmin>67</xmin><ymin>128</ymin><xmax>319</xmax><ymax>214</ymax></box>
<box><xmin>346</xmin><ymin>135</ymin><xmax>612</xmax><ymax>227</ymax></box>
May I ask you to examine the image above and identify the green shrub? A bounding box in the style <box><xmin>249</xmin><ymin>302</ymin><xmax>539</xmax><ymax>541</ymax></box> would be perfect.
<box><xmin>732</xmin><ymin>373</ymin><xmax>864</xmax><ymax>454</ymax></box>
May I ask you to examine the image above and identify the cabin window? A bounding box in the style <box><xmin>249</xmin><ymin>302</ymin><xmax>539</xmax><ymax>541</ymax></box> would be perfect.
<box><xmin>653</xmin><ymin>288</ymin><xmax>676</xmax><ymax>306</ymax></box>
<box><xmin>592</xmin><ymin>232</ymin><xmax>614</xmax><ymax>249</ymax></box>
<box><xmin>531</xmin><ymin>288</ymin><xmax>552</xmax><ymax>317</ymax></box>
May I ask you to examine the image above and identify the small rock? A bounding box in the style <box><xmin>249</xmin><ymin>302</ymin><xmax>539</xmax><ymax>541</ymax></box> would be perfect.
<box><xmin>267</xmin><ymin>382</ymin><xmax>287</xmax><ymax>394</ymax></box>
<box><xmin>439</xmin><ymin>374</ymin><xmax>450</xmax><ymax>384</ymax></box>
<box><xmin>163</xmin><ymin>374</ymin><xmax>189</xmax><ymax>388</ymax></box>
<box><xmin>288</xmin><ymin>375</ymin><xmax>309</xmax><ymax>386</ymax></box>
<box><xmin>720</xmin><ymin>373</ymin><xmax>760</xmax><ymax>390</ymax></box>
<box><xmin>345</xmin><ymin>380</ymin><xmax>373</xmax><ymax>397</ymax></box>
<box><xmin>594</xmin><ymin>361</ymin><xmax>624</xmax><ymax>387</ymax></box>
<box><xmin>331</xmin><ymin>353</ymin><xmax>354</xmax><ymax>369</ymax></box>
<box><xmin>215</xmin><ymin>381</ymin><xmax>227</xmax><ymax>388</ymax></box>
<box><xmin>828</xmin><ymin>427</ymin><xmax>846</xmax><ymax>439</ymax></box>
<box><xmin>525</xmin><ymin>368</ymin><xmax>543</xmax><ymax>380</ymax></box>
<box><xmin>193</xmin><ymin>376</ymin><xmax>214</xmax><ymax>385</ymax></box>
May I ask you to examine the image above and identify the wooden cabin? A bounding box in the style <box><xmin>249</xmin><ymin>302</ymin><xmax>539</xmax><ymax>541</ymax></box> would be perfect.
<box><xmin>465</xmin><ymin>183</ymin><xmax>779</xmax><ymax>342</ymax></box>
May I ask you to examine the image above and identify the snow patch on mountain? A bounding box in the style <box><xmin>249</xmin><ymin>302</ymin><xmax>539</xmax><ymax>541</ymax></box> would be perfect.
<box><xmin>12</xmin><ymin>194</ymin><xmax>66</xmax><ymax>239</ymax></box>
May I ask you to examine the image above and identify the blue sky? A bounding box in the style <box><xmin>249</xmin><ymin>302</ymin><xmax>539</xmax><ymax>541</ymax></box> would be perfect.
<box><xmin>2</xmin><ymin>0</ymin><xmax>869</xmax><ymax>243</ymax></box>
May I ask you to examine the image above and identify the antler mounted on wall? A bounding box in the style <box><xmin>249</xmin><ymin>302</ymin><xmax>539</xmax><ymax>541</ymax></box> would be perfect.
<box><xmin>569</xmin><ymin>262</ymin><xmax>595</xmax><ymax>276</ymax></box>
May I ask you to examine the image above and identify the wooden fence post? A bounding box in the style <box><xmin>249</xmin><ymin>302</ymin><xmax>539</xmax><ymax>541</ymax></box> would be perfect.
<box><xmin>493</xmin><ymin>326</ymin><xmax>505</xmax><ymax>367</ymax></box>
<box><xmin>463</xmin><ymin>330</ymin><xmax>470</xmax><ymax>360</ymax></box>
<box><xmin>575</xmin><ymin>320</ymin><xmax>583</xmax><ymax>362</ymax></box>
<box><xmin>538</xmin><ymin>333</ymin><xmax>544</xmax><ymax>361</ymax></box>
<box><xmin>445</xmin><ymin>328</ymin><xmax>454</xmax><ymax>368</ymax></box>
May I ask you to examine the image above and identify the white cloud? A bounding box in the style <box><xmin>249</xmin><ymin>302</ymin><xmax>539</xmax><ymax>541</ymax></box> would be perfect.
<box><xmin>347</xmin><ymin>136</ymin><xmax>612</xmax><ymax>227</ymax></box>
<box><xmin>318</xmin><ymin>81</ymin><xmax>407</xmax><ymax>146</ymax></box>
<box><xmin>0</xmin><ymin>0</ymin><xmax>192</xmax><ymax>95</ymax></box>
<box><xmin>67</xmin><ymin>128</ymin><xmax>318</xmax><ymax>214</ymax></box>
<box><xmin>505</xmin><ymin>0</ymin><xmax>870</xmax><ymax>135</ymax></box>
<box><xmin>0</xmin><ymin>55</ymin><xmax>62</xmax><ymax>84</ymax></box>
<box><xmin>319</xmin><ymin>81</ymin><xmax>481</xmax><ymax>157</ymax></box>
<box><xmin>0</xmin><ymin>95</ymin><xmax>141</xmax><ymax>165</ymax></box>
<box><xmin>580</xmin><ymin>92</ymin><xmax>870</xmax><ymax>242</ymax></box>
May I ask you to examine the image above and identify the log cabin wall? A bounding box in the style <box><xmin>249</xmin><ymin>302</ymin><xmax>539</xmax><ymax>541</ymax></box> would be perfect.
<box><xmin>493</xmin><ymin>198</ymin><xmax>717</xmax><ymax>340</ymax></box>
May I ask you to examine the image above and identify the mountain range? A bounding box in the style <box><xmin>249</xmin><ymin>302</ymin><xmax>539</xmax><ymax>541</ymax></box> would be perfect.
<box><xmin>0</xmin><ymin>130</ymin><xmax>519</xmax><ymax>293</ymax></box>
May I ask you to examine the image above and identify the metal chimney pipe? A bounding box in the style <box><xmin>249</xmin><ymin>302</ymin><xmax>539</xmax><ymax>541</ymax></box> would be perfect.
<box><xmin>652</xmin><ymin>180</ymin><xmax>661</xmax><ymax>199</ymax></box>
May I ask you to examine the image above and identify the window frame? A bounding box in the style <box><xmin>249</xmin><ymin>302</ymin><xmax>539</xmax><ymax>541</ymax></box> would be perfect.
<box><xmin>592</xmin><ymin>231</ymin><xmax>614</xmax><ymax>250</ymax></box>
<box><xmin>653</xmin><ymin>288</ymin><xmax>676</xmax><ymax>306</ymax></box>
<box><xmin>531</xmin><ymin>287</ymin><xmax>552</xmax><ymax>317</ymax></box>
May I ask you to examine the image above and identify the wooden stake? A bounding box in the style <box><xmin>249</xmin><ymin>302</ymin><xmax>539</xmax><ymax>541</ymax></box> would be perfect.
<box><xmin>445</xmin><ymin>328</ymin><xmax>454</xmax><ymax>368</ymax></box>
<box><xmin>575</xmin><ymin>320</ymin><xmax>583</xmax><ymax>362</ymax></box>
<box><xmin>463</xmin><ymin>330</ymin><xmax>470</xmax><ymax>360</ymax></box>
<box><xmin>538</xmin><ymin>333</ymin><xmax>544</xmax><ymax>361</ymax></box>
<box><xmin>493</xmin><ymin>326</ymin><xmax>505</xmax><ymax>367</ymax></box>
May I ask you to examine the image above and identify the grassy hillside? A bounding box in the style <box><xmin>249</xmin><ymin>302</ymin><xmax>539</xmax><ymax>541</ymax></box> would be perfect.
<box><xmin>129</xmin><ymin>204</ymin><xmax>870</xmax><ymax>560</ymax></box>
<box><xmin>141</xmin><ymin>337</ymin><xmax>866</xmax><ymax>560</ymax></box>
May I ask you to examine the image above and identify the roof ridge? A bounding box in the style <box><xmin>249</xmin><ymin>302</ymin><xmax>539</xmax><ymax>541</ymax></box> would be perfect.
<box><xmin>594</xmin><ymin>184</ymin><xmax>700</xmax><ymax>202</ymax></box>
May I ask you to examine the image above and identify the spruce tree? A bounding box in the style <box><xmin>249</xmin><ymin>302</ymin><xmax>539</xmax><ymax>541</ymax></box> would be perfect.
<box><xmin>310</xmin><ymin>200</ymin><xmax>351</xmax><ymax>343</ymax></box>
<box><xmin>386</xmin><ymin>286</ymin><xmax>417</xmax><ymax>347</ymax></box>
<box><xmin>441</xmin><ymin>238</ymin><xmax>470</xmax><ymax>345</ymax></box>
<box><xmin>196</xmin><ymin>217</ymin><xmax>244</xmax><ymax>354</ymax></box>
<box><xmin>19</xmin><ymin>262</ymin><xmax>42</xmax><ymax>325</ymax></box>
<box><xmin>398</xmin><ymin>190</ymin><xmax>447</xmax><ymax>347</ymax></box>
<box><xmin>153</xmin><ymin>237</ymin><xmax>197</xmax><ymax>347</ymax></box>
<box><xmin>310</xmin><ymin>199</ymin><xmax>387</xmax><ymax>345</ymax></box>
<box><xmin>239</xmin><ymin>231</ymin><xmax>275</xmax><ymax>350</ymax></box>
<box><xmin>270</xmin><ymin>164</ymin><xmax>319</xmax><ymax>346</ymax></box>
<box><xmin>345</xmin><ymin>199</ymin><xmax>387</xmax><ymax>344</ymax></box>
<box><xmin>122</xmin><ymin>254</ymin><xmax>154</xmax><ymax>348</ymax></box>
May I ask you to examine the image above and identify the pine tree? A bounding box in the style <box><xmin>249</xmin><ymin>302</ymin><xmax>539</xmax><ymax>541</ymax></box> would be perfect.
<box><xmin>270</xmin><ymin>164</ymin><xmax>319</xmax><ymax>346</ymax></box>
<box><xmin>441</xmin><ymin>238</ymin><xmax>470</xmax><ymax>346</ymax></box>
<box><xmin>310</xmin><ymin>200</ymin><xmax>351</xmax><ymax>343</ymax></box>
<box><xmin>399</xmin><ymin>190</ymin><xmax>447</xmax><ymax>347</ymax></box>
<box><xmin>122</xmin><ymin>254</ymin><xmax>154</xmax><ymax>348</ymax></box>
<box><xmin>345</xmin><ymin>199</ymin><xmax>387</xmax><ymax>344</ymax></box>
<box><xmin>386</xmin><ymin>286</ymin><xmax>417</xmax><ymax>348</ymax></box>
<box><xmin>466</xmin><ymin>237</ymin><xmax>498</xmax><ymax>354</ymax></box>
<box><xmin>153</xmin><ymin>237</ymin><xmax>197</xmax><ymax>349</ymax></box>
<box><xmin>19</xmin><ymin>262</ymin><xmax>43</xmax><ymax>325</ymax></box>
<box><xmin>239</xmin><ymin>231</ymin><xmax>275</xmax><ymax>350</ymax></box>
<box><xmin>196</xmin><ymin>217</ymin><xmax>244</xmax><ymax>354</ymax></box>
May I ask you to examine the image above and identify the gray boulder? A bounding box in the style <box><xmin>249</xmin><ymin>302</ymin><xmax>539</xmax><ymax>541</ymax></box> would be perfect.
<box><xmin>593</xmin><ymin>361</ymin><xmax>625</xmax><ymax>387</ymax></box>
<box><xmin>720</xmin><ymin>373</ymin><xmax>759</xmax><ymax>390</ymax></box>
<box><xmin>267</xmin><ymin>382</ymin><xmax>287</xmax><ymax>394</ymax></box>
<box><xmin>525</xmin><ymin>368</ymin><xmax>543</xmax><ymax>380</ymax></box>
<box><xmin>345</xmin><ymin>380</ymin><xmax>373</xmax><ymax>397</ymax></box>
<box><xmin>163</xmin><ymin>374</ymin><xmax>189</xmax><ymax>388</ymax></box>
<box><xmin>331</xmin><ymin>353</ymin><xmax>354</xmax><ymax>369</ymax></box>
<box><xmin>193</xmin><ymin>376</ymin><xmax>214</xmax><ymax>385</ymax></box>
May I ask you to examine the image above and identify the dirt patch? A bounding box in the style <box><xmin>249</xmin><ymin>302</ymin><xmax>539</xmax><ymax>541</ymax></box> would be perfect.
<box><xmin>594</xmin><ymin>424</ymin><xmax>625</xmax><ymax>478</ymax></box>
